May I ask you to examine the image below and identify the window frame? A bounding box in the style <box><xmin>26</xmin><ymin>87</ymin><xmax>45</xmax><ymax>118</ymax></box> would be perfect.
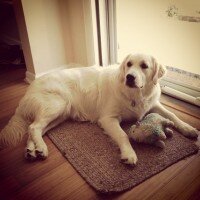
<box><xmin>97</xmin><ymin>0</ymin><xmax>200</xmax><ymax>106</ymax></box>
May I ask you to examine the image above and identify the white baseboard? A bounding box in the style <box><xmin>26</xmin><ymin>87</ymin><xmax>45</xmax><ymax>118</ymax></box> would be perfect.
<box><xmin>162</xmin><ymin>76</ymin><xmax>200</xmax><ymax>93</ymax></box>
<box><xmin>160</xmin><ymin>78</ymin><xmax>200</xmax><ymax>107</ymax></box>
<box><xmin>26</xmin><ymin>65</ymin><xmax>200</xmax><ymax>106</ymax></box>
<box><xmin>25</xmin><ymin>63</ymin><xmax>84</xmax><ymax>84</ymax></box>
<box><xmin>161</xmin><ymin>85</ymin><xmax>200</xmax><ymax>107</ymax></box>
<box><xmin>25</xmin><ymin>71</ymin><xmax>35</xmax><ymax>83</ymax></box>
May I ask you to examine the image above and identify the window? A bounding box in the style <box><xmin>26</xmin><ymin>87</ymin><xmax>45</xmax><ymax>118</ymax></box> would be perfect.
<box><xmin>97</xmin><ymin>0</ymin><xmax>200</xmax><ymax>106</ymax></box>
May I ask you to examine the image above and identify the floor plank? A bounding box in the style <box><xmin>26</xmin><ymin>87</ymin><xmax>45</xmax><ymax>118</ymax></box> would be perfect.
<box><xmin>0</xmin><ymin>66</ymin><xmax>200</xmax><ymax>200</ymax></box>
<box><xmin>174</xmin><ymin>175</ymin><xmax>200</xmax><ymax>200</ymax></box>
<box><xmin>160</xmin><ymin>95</ymin><xmax>200</xmax><ymax>119</ymax></box>
<box><xmin>148</xmin><ymin>154</ymin><xmax>200</xmax><ymax>200</ymax></box>
<box><xmin>15</xmin><ymin>163</ymin><xmax>73</xmax><ymax>200</ymax></box>
<box><xmin>110</xmin><ymin>154</ymin><xmax>198</xmax><ymax>200</ymax></box>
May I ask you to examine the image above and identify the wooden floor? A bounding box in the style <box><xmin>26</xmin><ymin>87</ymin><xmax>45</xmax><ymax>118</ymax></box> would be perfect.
<box><xmin>0</xmin><ymin>66</ymin><xmax>200</xmax><ymax>200</ymax></box>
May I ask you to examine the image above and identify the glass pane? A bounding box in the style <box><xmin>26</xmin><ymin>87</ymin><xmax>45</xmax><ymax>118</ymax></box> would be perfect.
<box><xmin>116</xmin><ymin>0</ymin><xmax>200</xmax><ymax>75</ymax></box>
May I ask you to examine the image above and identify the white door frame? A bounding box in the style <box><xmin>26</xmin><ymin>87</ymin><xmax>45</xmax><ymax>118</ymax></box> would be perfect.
<box><xmin>99</xmin><ymin>0</ymin><xmax>200</xmax><ymax>106</ymax></box>
<box><xmin>95</xmin><ymin>0</ymin><xmax>117</xmax><ymax>66</ymax></box>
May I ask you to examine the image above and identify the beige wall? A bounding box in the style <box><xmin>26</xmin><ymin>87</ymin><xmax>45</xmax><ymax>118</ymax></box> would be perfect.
<box><xmin>21</xmin><ymin>0</ymin><xmax>67</xmax><ymax>75</ymax></box>
<box><xmin>59</xmin><ymin>0</ymin><xmax>97</xmax><ymax>66</ymax></box>
<box><xmin>13</xmin><ymin>0</ymin><xmax>35</xmax><ymax>74</ymax></box>
<box><xmin>62</xmin><ymin>0</ymin><xmax>88</xmax><ymax>66</ymax></box>
<box><xmin>14</xmin><ymin>0</ymin><xmax>97</xmax><ymax>81</ymax></box>
<box><xmin>117</xmin><ymin>0</ymin><xmax>200</xmax><ymax>74</ymax></box>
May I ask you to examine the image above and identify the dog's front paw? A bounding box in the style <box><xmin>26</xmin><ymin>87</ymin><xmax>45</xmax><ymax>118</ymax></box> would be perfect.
<box><xmin>186</xmin><ymin>128</ymin><xmax>199</xmax><ymax>138</ymax></box>
<box><xmin>179</xmin><ymin>124</ymin><xmax>199</xmax><ymax>139</ymax></box>
<box><xmin>121</xmin><ymin>148</ymin><xmax>138</xmax><ymax>165</ymax></box>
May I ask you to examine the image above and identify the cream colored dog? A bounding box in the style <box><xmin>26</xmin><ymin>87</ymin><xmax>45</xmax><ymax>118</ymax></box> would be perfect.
<box><xmin>0</xmin><ymin>54</ymin><xmax>198</xmax><ymax>165</ymax></box>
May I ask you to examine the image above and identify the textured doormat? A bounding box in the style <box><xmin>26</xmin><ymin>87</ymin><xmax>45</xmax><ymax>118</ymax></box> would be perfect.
<box><xmin>47</xmin><ymin>121</ymin><xmax>199</xmax><ymax>193</ymax></box>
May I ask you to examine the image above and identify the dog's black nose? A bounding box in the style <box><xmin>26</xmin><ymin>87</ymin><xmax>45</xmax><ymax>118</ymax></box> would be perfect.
<box><xmin>126</xmin><ymin>74</ymin><xmax>136</xmax><ymax>87</ymax></box>
<box><xmin>126</xmin><ymin>74</ymin><xmax>135</xmax><ymax>82</ymax></box>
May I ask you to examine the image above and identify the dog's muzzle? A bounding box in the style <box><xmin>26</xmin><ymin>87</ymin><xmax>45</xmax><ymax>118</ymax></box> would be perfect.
<box><xmin>126</xmin><ymin>74</ymin><xmax>136</xmax><ymax>88</ymax></box>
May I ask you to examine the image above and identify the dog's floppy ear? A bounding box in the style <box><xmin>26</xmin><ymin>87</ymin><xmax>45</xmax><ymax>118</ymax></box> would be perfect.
<box><xmin>152</xmin><ymin>57</ymin><xmax>166</xmax><ymax>85</ymax></box>
<box><xmin>119</xmin><ymin>54</ymin><xmax>132</xmax><ymax>82</ymax></box>
<box><xmin>120</xmin><ymin>54</ymin><xmax>132</xmax><ymax>67</ymax></box>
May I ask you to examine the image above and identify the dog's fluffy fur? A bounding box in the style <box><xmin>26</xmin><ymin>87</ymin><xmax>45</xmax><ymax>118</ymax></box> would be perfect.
<box><xmin>0</xmin><ymin>54</ymin><xmax>198</xmax><ymax>164</ymax></box>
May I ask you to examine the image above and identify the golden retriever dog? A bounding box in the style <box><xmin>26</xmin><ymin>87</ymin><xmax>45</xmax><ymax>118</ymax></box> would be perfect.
<box><xmin>0</xmin><ymin>54</ymin><xmax>198</xmax><ymax>165</ymax></box>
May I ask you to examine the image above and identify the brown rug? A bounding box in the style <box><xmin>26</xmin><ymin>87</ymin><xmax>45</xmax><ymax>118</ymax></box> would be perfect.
<box><xmin>47</xmin><ymin>121</ymin><xmax>199</xmax><ymax>193</ymax></box>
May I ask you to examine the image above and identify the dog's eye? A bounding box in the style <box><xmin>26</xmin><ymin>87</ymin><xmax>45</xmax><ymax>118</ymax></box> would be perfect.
<box><xmin>127</xmin><ymin>61</ymin><xmax>132</xmax><ymax>67</ymax></box>
<box><xmin>141</xmin><ymin>62</ymin><xmax>148</xmax><ymax>69</ymax></box>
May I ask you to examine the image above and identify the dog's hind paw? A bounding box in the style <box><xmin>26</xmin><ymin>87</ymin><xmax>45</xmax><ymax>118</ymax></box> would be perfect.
<box><xmin>25</xmin><ymin>140</ymin><xmax>48</xmax><ymax>161</ymax></box>
<box><xmin>35</xmin><ymin>147</ymin><xmax>48</xmax><ymax>160</ymax></box>
<box><xmin>25</xmin><ymin>148</ymin><xmax>37</xmax><ymax>161</ymax></box>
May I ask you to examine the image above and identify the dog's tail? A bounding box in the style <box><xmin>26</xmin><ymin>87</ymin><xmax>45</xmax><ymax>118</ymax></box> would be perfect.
<box><xmin>0</xmin><ymin>111</ymin><xmax>28</xmax><ymax>148</ymax></box>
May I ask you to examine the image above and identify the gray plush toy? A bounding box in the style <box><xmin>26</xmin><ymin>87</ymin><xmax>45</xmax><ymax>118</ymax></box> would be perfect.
<box><xmin>129</xmin><ymin>113</ymin><xmax>174</xmax><ymax>148</ymax></box>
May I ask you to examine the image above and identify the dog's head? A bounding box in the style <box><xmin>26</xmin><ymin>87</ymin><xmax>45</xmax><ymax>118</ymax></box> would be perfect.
<box><xmin>119</xmin><ymin>54</ymin><xmax>166</xmax><ymax>89</ymax></box>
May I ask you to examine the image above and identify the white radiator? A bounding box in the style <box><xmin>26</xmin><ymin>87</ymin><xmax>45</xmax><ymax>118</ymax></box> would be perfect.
<box><xmin>160</xmin><ymin>77</ymin><xmax>200</xmax><ymax>107</ymax></box>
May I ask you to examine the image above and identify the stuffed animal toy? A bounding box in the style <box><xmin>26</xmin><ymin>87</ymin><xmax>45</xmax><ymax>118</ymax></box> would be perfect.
<box><xmin>129</xmin><ymin>113</ymin><xmax>174</xmax><ymax>148</ymax></box>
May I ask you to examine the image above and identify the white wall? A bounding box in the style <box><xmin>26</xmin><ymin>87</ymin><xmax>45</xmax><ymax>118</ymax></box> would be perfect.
<box><xmin>14</xmin><ymin>0</ymin><xmax>97</xmax><ymax>82</ymax></box>
<box><xmin>21</xmin><ymin>0</ymin><xmax>67</xmax><ymax>75</ymax></box>
<box><xmin>60</xmin><ymin>0</ymin><xmax>98</xmax><ymax>66</ymax></box>
<box><xmin>117</xmin><ymin>0</ymin><xmax>200</xmax><ymax>74</ymax></box>
<box><xmin>13</xmin><ymin>0</ymin><xmax>35</xmax><ymax>74</ymax></box>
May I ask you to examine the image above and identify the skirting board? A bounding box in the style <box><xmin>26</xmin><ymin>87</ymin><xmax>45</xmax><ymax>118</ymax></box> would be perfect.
<box><xmin>160</xmin><ymin>78</ymin><xmax>200</xmax><ymax>107</ymax></box>
<box><xmin>25</xmin><ymin>71</ymin><xmax>36</xmax><ymax>83</ymax></box>
<box><xmin>25</xmin><ymin>65</ymin><xmax>200</xmax><ymax>107</ymax></box>
<box><xmin>25</xmin><ymin>63</ymin><xmax>84</xmax><ymax>84</ymax></box>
